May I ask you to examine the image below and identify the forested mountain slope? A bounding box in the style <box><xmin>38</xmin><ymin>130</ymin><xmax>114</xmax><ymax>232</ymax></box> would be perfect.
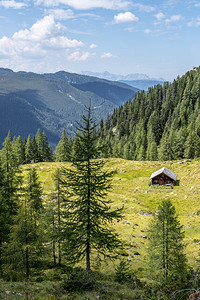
<box><xmin>98</xmin><ymin>67</ymin><xmax>200</xmax><ymax>161</ymax></box>
<box><xmin>0</xmin><ymin>68</ymin><xmax>138</xmax><ymax>147</ymax></box>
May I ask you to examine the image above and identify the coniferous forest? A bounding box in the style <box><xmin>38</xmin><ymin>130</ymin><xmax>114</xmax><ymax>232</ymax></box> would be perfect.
<box><xmin>97</xmin><ymin>66</ymin><xmax>200</xmax><ymax>161</ymax></box>
<box><xmin>1</xmin><ymin>67</ymin><xmax>200</xmax><ymax>299</ymax></box>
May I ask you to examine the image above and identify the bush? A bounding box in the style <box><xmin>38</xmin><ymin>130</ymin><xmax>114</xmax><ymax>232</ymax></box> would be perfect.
<box><xmin>114</xmin><ymin>260</ymin><xmax>131</xmax><ymax>283</ymax></box>
<box><xmin>62</xmin><ymin>268</ymin><xmax>95</xmax><ymax>292</ymax></box>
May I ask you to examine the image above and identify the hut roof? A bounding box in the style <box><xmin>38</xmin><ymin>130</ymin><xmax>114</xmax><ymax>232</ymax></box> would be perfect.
<box><xmin>150</xmin><ymin>167</ymin><xmax>177</xmax><ymax>181</ymax></box>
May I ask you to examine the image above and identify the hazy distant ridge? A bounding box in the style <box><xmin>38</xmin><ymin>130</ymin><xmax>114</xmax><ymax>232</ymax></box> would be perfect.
<box><xmin>82</xmin><ymin>71</ymin><xmax>165</xmax><ymax>91</ymax></box>
<box><xmin>0</xmin><ymin>68</ymin><xmax>138</xmax><ymax>146</ymax></box>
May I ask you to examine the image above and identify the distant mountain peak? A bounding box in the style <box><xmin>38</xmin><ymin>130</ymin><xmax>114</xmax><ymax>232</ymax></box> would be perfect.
<box><xmin>0</xmin><ymin>67</ymin><xmax>13</xmax><ymax>75</ymax></box>
<box><xmin>81</xmin><ymin>70</ymin><xmax>165</xmax><ymax>82</ymax></box>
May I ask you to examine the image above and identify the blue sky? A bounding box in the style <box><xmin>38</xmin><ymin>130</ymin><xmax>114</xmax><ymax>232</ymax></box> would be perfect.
<box><xmin>0</xmin><ymin>0</ymin><xmax>200</xmax><ymax>80</ymax></box>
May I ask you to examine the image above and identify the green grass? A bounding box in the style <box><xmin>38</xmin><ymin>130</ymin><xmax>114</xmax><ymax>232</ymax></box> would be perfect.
<box><xmin>2</xmin><ymin>158</ymin><xmax>200</xmax><ymax>299</ymax></box>
<box><xmin>21</xmin><ymin>158</ymin><xmax>200</xmax><ymax>272</ymax></box>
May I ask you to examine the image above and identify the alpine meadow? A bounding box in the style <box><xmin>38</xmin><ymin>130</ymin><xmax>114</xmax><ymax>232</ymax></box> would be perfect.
<box><xmin>0</xmin><ymin>65</ymin><xmax>200</xmax><ymax>299</ymax></box>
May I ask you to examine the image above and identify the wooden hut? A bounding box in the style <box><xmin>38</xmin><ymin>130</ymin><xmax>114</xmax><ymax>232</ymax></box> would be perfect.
<box><xmin>150</xmin><ymin>167</ymin><xmax>177</xmax><ymax>187</ymax></box>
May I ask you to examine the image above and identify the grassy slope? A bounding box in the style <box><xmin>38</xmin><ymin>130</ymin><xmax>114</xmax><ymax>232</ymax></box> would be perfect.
<box><xmin>22</xmin><ymin>158</ymin><xmax>200</xmax><ymax>274</ymax></box>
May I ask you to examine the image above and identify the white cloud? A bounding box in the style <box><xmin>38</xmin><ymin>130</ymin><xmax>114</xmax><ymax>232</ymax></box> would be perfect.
<box><xmin>67</xmin><ymin>51</ymin><xmax>91</xmax><ymax>61</ymax></box>
<box><xmin>154</xmin><ymin>12</ymin><xmax>165</xmax><ymax>21</ymax></box>
<box><xmin>114</xmin><ymin>12</ymin><xmax>139</xmax><ymax>23</ymax></box>
<box><xmin>132</xmin><ymin>3</ymin><xmax>155</xmax><ymax>13</ymax></box>
<box><xmin>101</xmin><ymin>52</ymin><xmax>116</xmax><ymax>58</ymax></box>
<box><xmin>165</xmin><ymin>14</ymin><xmax>181</xmax><ymax>23</ymax></box>
<box><xmin>90</xmin><ymin>43</ymin><xmax>97</xmax><ymax>49</ymax></box>
<box><xmin>187</xmin><ymin>17</ymin><xmax>200</xmax><ymax>27</ymax></box>
<box><xmin>46</xmin><ymin>9</ymin><xmax>74</xmax><ymax>20</ymax></box>
<box><xmin>0</xmin><ymin>15</ymin><xmax>83</xmax><ymax>59</ymax></box>
<box><xmin>0</xmin><ymin>0</ymin><xmax>27</xmax><ymax>9</ymax></box>
<box><xmin>35</xmin><ymin>0</ymin><xmax>131</xmax><ymax>10</ymax></box>
<box><xmin>194</xmin><ymin>3</ymin><xmax>200</xmax><ymax>7</ymax></box>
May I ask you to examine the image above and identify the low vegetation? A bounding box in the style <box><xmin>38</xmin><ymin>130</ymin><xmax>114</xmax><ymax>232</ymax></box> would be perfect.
<box><xmin>0</xmin><ymin>158</ymin><xmax>197</xmax><ymax>299</ymax></box>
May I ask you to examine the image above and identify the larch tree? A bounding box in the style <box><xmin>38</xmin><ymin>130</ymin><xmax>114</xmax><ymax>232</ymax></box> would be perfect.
<box><xmin>4</xmin><ymin>168</ymin><xmax>45</xmax><ymax>280</ymax></box>
<box><xmin>61</xmin><ymin>105</ymin><xmax>123</xmax><ymax>272</ymax></box>
<box><xmin>46</xmin><ymin>168</ymin><xmax>64</xmax><ymax>266</ymax></box>
<box><xmin>147</xmin><ymin>199</ymin><xmax>187</xmax><ymax>284</ymax></box>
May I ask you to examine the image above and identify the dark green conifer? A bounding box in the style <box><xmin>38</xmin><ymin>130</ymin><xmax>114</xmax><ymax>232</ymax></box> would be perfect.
<box><xmin>147</xmin><ymin>199</ymin><xmax>187</xmax><ymax>284</ymax></box>
<box><xmin>54</xmin><ymin>129</ymin><xmax>71</xmax><ymax>162</ymax></box>
<box><xmin>61</xmin><ymin>105</ymin><xmax>123</xmax><ymax>272</ymax></box>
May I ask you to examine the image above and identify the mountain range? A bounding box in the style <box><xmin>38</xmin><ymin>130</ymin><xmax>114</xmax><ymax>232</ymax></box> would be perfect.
<box><xmin>0</xmin><ymin>68</ymin><xmax>139</xmax><ymax>147</ymax></box>
<box><xmin>82</xmin><ymin>71</ymin><xmax>165</xmax><ymax>90</ymax></box>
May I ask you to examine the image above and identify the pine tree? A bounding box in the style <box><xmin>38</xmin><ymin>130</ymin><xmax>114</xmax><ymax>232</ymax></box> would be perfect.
<box><xmin>36</xmin><ymin>129</ymin><xmax>44</xmax><ymax>161</ymax></box>
<box><xmin>42</xmin><ymin>131</ymin><xmax>52</xmax><ymax>162</ymax></box>
<box><xmin>61</xmin><ymin>105</ymin><xmax>123</xmax><ymax>272</ymax></box>
<box><xmin>13</xmin><ymin>136</ymin><xmax>25</xmax><ymax>165</ymax></box>
<box><xmin>4</xmin><ymin>168</ymin><xmax>45</xmax><ymax>280</ymax></box>
<box><xmin>158</xmin><ymin>132</ymin><xmax>172</xmax><ymax>161</ymax></box>
<box><xmin>26</xmin><ymin>168</ymin><xmax>43</xmax><ymax>227</ymax></box>
<box><xmin>54</xmin><ymin>129</ymin><xmax>71</xmax><ymax>162</ymax></box>
<box><xmin>147</xmin><ymin>199</ymin><xmax>187</xmax><ymax>284</ymax></box>
<box><xmin>31</xmin><ymin>136</ymin><xmax>39</xmax><ymax>163</ymax></box>
<box><xmin>4</xmin><ymin>196</ymin><xmax>45</xmax><ymax>279</ymax></box>
<box><xmin>25</xmin><ymin>135</ymin><xmax>33</xmax><ymax>163</ymax></box>
<box><xmin>0</xmin><ymin>132</ymin><xmax>22</xmax><ymax>274</ymax></box>
<box><xmin>46</xmin><ymin>168</ymin><xmax>64</xmax><ymax>266</ymax></box>
<box><xmin>0</xmin><ymin>131</ymin><xmax>21</xmax><ymax>225</ymax></box>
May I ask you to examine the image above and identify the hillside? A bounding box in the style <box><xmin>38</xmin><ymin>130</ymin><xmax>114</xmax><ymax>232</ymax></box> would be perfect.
<box><xmin>22</xmin><ymin>158</ymin><xmax>200</xmax><ymax>271</ymax></box>
<box><xmin>97</xmin><ymin>66</ymin><xmax>200</xmax><ymax>161</ymax></box>
<box><xmin>0</xmin><ymin>68</ymin><xmax>138</xmax><ymax>147</ymax></box>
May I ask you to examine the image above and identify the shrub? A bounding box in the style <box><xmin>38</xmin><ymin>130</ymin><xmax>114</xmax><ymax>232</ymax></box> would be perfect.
<box><xmin>62</xmin><ymin>268</ymin><xmax>95</xmax><ymax>292</ymax></box>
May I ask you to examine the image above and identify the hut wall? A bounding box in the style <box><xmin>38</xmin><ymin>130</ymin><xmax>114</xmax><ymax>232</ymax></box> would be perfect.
<box><xmin>152</xmin><ymin>174</ymin><xmax>174</xmax><ymax>185</ymax></box>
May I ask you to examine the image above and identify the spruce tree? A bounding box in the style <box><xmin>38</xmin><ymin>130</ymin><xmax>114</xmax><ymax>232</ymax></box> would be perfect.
<box><xmin>0</xmin><ymin>132</ymin><xmax>22</xmax><ymax>275</ymax></box>
<box><xmin>25</xmin><ymin>135</ymin><xmax>33</xmax><ymax>163</ymax></box>
<box><xmin>4</xmin><ymin>168</ymin><xmax>45</xmax><ymax>280</ymax></box>
<box><xmin>26</xmin><ymin>168</ymin><xmax>43</xmax><ymax>225</ymax></box>
<box><xmin>147</xmin><ymin>199</ymin><xmax>187</xmax><ymax>284</ymax></box>
<box><xmin>0</xmin><ymin>131</ymin><xmax>21</xmax><ymax>226</ymax></box>
<box><xmin>31</xmin><ymin>136</ymin><xmax>40</xmax><ymax>163</ymax></box>
<box><xmin>13</xmin><ymin>136</ymin><xmax>25</xmax><ymax>165</ymax></box>
<box><xmin>46</xmin><ymin>168</ymin><xmax>64</xmax><ymax>266</ymax></box>
<box><xmin>54</xmin><ymin>129</ymin><xmax>71</xmax><ymax>162</ymax></box>
<box><xmin>36</xmin><ymin>129</ymin><xmax>44</xmax><ymax>161</ymax></box>
<box><xmin>42</xmin><ymin>131</ymin><xmax>52</xmax><ymax>162</ymax></box>
<box><xmin>61</xmin><ymin>105</ymin><xmax>123</xmax><ymax>272</ymax></box>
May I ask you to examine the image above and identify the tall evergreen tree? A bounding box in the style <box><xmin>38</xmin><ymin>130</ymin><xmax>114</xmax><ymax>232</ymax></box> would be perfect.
<box><xmin>0</xmin><ymin>132</ymin><xmax>22</xmax><ymax>274</ymax></box>
<box><xmin>25</xmin><ymin>135</ymin><xmax>33</xmax><ymax>164</ymax></box>
<box><xmin>51</xmin><ymin>168</ymin><xmax>64</xmax><ymax>266</ymax></box>
<box><xmin>36</xmin><ymin>129</ymin><xmax>44</xmax><ymax>162</ymax></box>
<box><xmin>4</xmin><ymin>168</ymin><xmax>45</xmax><ymax>280</ymax></box>
<box><xmin>61</xmin><ymin>105</ymin><xmax>123</xmax><ymax>272</ymax></box>
<box><xmin>13</xmin><ymin>136</ymin><xmax>25</xmax><ymax>165</ymax></box>
<box><xmin>147</xmin><ymin>199</ymin><xmax>187</xmax><ymax>284</ymax></box>
<box><xmin>45</xmin><ymin>168</ymin><xmax>65</xmax><ymax>266</ymax></box>
<box><xmin>42</xmin><ymin>131</ymin><xmax>52</xmax><ymax>162</ymax></box>
<box><xmin>26</xmin><ymin>168</ymin><xmax>43</xmax><ymax>223</ymax></box>
<box><xmin>54</xmin><ymin>129</ymin><xmax>71</xmax><ymax>162</ymax></box>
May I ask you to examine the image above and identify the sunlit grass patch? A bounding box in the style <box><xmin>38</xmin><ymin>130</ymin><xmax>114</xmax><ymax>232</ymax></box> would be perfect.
<box><xmin>20</xmin><ymin>158</ymin><xmax>200</xmax><ymax>271</ymax></box>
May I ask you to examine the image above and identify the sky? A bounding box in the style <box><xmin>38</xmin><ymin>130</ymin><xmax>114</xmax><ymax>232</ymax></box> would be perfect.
<box><xmin>0</xmin><ymin>0</ymin><xmax>200</xmax><ymax>81</ymax></box>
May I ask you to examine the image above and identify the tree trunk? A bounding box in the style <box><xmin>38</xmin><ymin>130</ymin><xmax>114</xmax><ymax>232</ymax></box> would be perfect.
<box><xmin>162</xmin><ymin>219</ymin><xmax>165</xmax><ymax>271</ymax></box>
<box><xmin>25</xmin><ymin>197</ymin><xmax>29</xmax><ymax>279</ymax></box>
<box><xmin>86</xmin><ymin>159</ymin><xmax>91</xmax><ymax>273</ymax></box>
<box><xmin>57</xmin><ymin>177</ymin><xmax>61</xmax><ymax>266</ymax></box>
<box><xmin>52</xmin><ymin>215</ymin><xmax>56</xmax><ymax>266</ymax></box>
<box><xmin>166</xmin><ymin>219</ymin><xmax>169</xmax><ymax>278</ymax></box>
<box><xmin>86</xmin><ymin>241</ymin><xmax>90</xmax><ymax>272</ymax></box>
